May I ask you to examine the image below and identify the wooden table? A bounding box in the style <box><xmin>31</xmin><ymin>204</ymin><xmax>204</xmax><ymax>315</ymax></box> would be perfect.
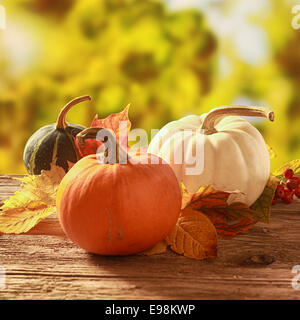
<box><xmin>0</xmin><ymin>175</ymin><xmax>300</xmax><ymax>300</ymax></box>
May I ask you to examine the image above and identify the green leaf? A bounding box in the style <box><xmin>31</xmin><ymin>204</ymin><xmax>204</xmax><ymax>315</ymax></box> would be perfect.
<box><xmin>250</xmin><ymin>175</ymin><xmax>278</xmax><ymax>223</ymax></box>
<box><xmin>273</xmin><ymin>159</ymin><xmax>300</xmax><ymax>180</ymax></box>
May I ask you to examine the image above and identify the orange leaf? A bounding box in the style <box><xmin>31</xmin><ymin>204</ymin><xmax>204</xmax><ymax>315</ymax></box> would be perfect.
<box><xmin>199</xmin><ymin>203</ymin><xmax>258</xmax><ymax>239</ymax></box>
<box><xmin>166</xmin><ymin>207</ymin><xmax>217</xmax><ymax>260</ymax></box>
<box><xmin>91</xmin><ymin>103</ymin><xmax>131</xmax><ymax>147</ymax></box>
<box><xmin>182</xmin><ymin>184</ymin><xmax>230</xmax><ymax>210</ymax></box>
<box><xmin>182</xmin><ymin>185</ymin><xmax>258</xmax><ymax>239</ymax></box>
<box><xmin>76</xmin><ymin>104</ymin><xmax>132</xmax><ymax>157</ymax></box>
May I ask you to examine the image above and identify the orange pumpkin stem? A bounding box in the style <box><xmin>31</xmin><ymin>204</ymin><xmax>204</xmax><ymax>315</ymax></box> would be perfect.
<box><xmin>76</xmin><ymin>127</ymin><xmax>129</xmax><ymax>164</ymax></box>
<box><xmin>56</xmin><ymin>95</ymin><xmax>92</xmax><ymax>129</ymax></box>
<box><xmin>201</xmin><ymin>105</ymin><xmax>274</xmax><ymax>135</ymax></box>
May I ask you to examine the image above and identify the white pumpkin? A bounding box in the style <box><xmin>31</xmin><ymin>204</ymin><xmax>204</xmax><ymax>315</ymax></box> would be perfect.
<box><xmin>148</xmin><ymin>106</ymin><xmax>274</xmax><ymax>206</ymax></box>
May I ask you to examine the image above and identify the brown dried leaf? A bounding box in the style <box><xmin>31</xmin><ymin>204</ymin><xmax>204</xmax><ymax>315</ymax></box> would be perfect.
<box><xmin>181</xmin><ymin>175</ymin><xmax>276</xmax><ymax>239</ymax></box>
<box><xmin>139</xmin><ymin>240</ymin><xmax>167</xmax><ymax>256</ymax></box>
<box><xmin>166</xmin><ymin>208</ymin><xmax>217</xmax><ymax>260</ymax></box>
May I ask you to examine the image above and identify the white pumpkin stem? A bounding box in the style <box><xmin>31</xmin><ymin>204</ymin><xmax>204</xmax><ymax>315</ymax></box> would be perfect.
<box><xmin>56</xmin><ymin>95</ymin><xmax>92</xmax><ymax>129</ymax></box>
<box><xmin>76</xmin><ymin>127</ymin><xmax>129</xmax><ymax>164</ymax></box>
<box><xmin>201</xmin><ymin>105</ymin><xmax>274</xmax><ymax>134</ymax></box>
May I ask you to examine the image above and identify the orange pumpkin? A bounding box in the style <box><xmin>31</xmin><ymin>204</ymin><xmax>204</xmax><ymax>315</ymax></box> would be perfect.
<box><xmin>56</xmin><ymin>128</ymin><xmax>182</xmax><ymax>255</ymax></box>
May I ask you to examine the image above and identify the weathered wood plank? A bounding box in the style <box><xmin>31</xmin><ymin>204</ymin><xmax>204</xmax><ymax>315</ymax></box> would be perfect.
<box><xmin>0</xmin><ymin>175</ymin><xmax>300</xmax><ymax>300</ymax></box>
<box><xmin>0</xmin><ymin>175</ymin><xmax>23</xmax><ymax>206</ymax></box>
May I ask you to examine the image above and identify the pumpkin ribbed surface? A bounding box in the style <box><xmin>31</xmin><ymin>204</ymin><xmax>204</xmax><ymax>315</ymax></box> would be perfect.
<box><xmin>148</xmin><ymin>106</ymin><xmax>274</xmax><ymax>206</ymax></box>
<box><xmin>56</xmin><ymin>153</ymin><xmax>182</xmax><ymax>255</ymax></box>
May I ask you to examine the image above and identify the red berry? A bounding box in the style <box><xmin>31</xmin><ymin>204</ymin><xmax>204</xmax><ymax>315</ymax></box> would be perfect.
<box><xmin>284</xmin><ymin>187</ymin><xmax>293</xmax><ymax>195</ymax></box>
<box><xmin>286</xmin><ymin>177</ymin><xmax>300</xmax><ymax>191</ymax></box>
<box><xmin>295</xmin><ymin>188</ymin><xmax>300</xmax><ymax>198</ymax></box>
<box><xmin>283</xmin><ymin>187</ymin><xmax>294</xmax><ymax>204</ymax></box>
<box><xmin>292</xmin><ymin>176</ymin><xmax>300</xmax><ymax>184</ymax></box>
<box><xmin>276</xmin><ymin>188</ymin><xmax>285</xmax><ymax>199</ymax></box>
<box><xmin>283</xmin><ymin>188</ymin><xmax>294</xmax><ymax>202</ymax></box>
<box><xmin>284</xmin><ymin>168</ymin><xmax>294</xmax><ymax>179</ymax></box>
<box><xmin>286</xmin><ymin>180</ymin><xmax>295</xmax><ymax>191</ymax></box>
<box><xmin>275</xmin><ymin>184</ymin><xmax>285</xmax><ymax>199</ymax></box>
<box><xmin>277</xmin><ymin>183</ymin><xmax>285</xmax><ymax>190</ymax></box>
<box><xmin>283</xmin><ymin>195</ymin><xmax>293</xmax><ymax>204</ymax></box>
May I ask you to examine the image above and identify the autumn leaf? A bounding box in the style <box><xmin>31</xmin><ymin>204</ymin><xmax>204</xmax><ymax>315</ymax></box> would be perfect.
<box><xmin>181</xmin><ymin>182</ymin><xmax>274</xmax><ymax>239</ymax></box>
<box><xmin>166</xmin><ymin>207</ymin><xmax>217</xmax><ymax>260</ymax></box>
<box><xmin>182</xmin><ymin>184</ymin><xmax>230</xmax><ymax>210</ymax></box>
<box><xmin>250</xmin><ymin>175</ymin><xmax>278</xmax><ymax>223</ymax></box>
<box><xmin>76</xmin><ymin>104</ymin><xmax>132</xmax><ymax>157</ymax></box>
<box><xmin>91</xmin><ymin>103</ymin><xmax>131</xmax><ymax>139</ymax></box>
<box><xmin>139</xmin><ymin>240</ymin><xmax>168</xmax><ymax>256</ymax></box>
<box><xmin>273</xmin><ymin>159</ymin><xmax>300</xmax><ymax>180</ymax></box>
<box><xmin>200</xmin><ymin>202</ymin><xmax>259</xmax><ymax>239</ymax></box>
<box><xmin>0</xmin><ymin>164</ymin><xmax>65</xmax><ymax>234</ymax></box>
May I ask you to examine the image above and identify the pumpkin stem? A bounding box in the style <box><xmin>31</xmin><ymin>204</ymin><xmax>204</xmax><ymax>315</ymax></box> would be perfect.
<box><xmin>201</xmin><ymin>105</ymin><xmax>274</xmax><ymax>135</ymax></box>
<box><xmin>76</xmin><ymin>127</ymin><xmax>129</xmax><ymax>164</ymax></box>
<box><xmin>56</xmin><ymin>96</ymin><xmax>92</xmax><ymax>129</ymax></box>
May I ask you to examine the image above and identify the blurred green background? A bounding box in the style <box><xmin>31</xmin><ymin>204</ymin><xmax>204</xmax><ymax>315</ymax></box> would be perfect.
<box><xmin>0</xmin><ymin>0</ymin><xmax>299</xmax><ymax>174</ymax></box>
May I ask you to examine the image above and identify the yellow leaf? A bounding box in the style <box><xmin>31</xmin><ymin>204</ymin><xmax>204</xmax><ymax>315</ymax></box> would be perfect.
<box><xmin>166</xmin><ymin>208</ymin><xmax>217</xmax><ymax>260</ymax></box>
<box><xmin>273</xmin><ymin>159</ymin><xmax>300</xmax><ymax>179</ymax></box>
<box><xmin>0</xmin><ymin>164</ymin><xmax>65</xmax><ymax>234</ymax></box>
<box><xmin>139</xmin><ymin>240</ymin><xmax>167</xmax><ymax>256</ymax></box>
<box><xmin>0</xmin><ymin>207</ymin><xmax>56</xmax><ymax>234</ymax></box>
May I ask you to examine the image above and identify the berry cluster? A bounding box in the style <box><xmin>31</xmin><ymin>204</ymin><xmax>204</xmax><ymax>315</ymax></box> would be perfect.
<box><xmin>273</xmin><ymin>169</ymin><xmax>300</xmax><ymax>205</ymax></box>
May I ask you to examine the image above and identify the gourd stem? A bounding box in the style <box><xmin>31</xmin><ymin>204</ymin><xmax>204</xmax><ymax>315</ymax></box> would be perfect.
<box><xmin>201</xmin><ymin>105</ymin><xmax>275</xmax><ymax>135</ymax></box>
<box><xmin>76</xmin><ymin>127</ymin><xmax>129</xmax><ymax>164</ymax></box>
<box><xmin>56</xmin><ymin>96</ymin><xmax>92</xmax><ymax>129</ymax></box>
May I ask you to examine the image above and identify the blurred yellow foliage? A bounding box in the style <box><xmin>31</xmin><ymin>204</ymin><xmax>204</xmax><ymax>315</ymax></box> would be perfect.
<box><xmin>0</xmin><ymin>0</ymin><xmax>299</xmax><ymax>173</ymax></box>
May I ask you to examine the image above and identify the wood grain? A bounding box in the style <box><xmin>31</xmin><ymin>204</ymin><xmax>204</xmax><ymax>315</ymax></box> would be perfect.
<box><xmin>0</xmin><ymin>175</ymin><xmax>300</xmax><ymax>300</ymax></box>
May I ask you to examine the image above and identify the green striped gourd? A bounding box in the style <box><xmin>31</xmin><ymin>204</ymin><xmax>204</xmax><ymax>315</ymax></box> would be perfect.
<box><xmin>23</xmin><ymin>96</ymin><xmax>91</xmax><ymax>175</ymax></box>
